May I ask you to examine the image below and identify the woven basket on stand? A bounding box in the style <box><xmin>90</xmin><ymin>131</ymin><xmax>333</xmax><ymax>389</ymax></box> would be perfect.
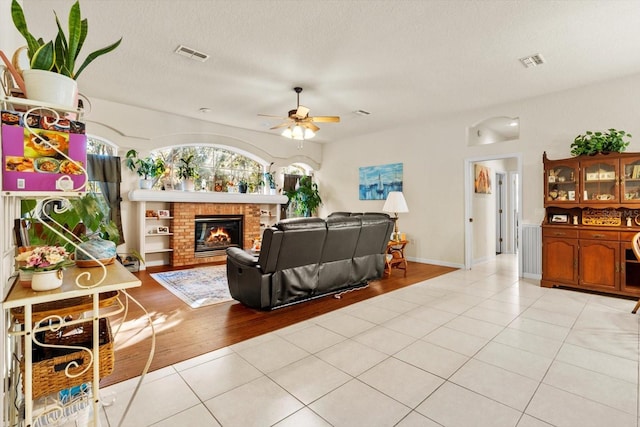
<box><xmin>20</xmin><ymin>317</ymin><xmax>114</xmax><ymax>399</ymax></box>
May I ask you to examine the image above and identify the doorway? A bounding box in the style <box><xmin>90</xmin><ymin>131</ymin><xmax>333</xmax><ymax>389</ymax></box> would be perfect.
<box><xmin>464</xmin><ymin>154</ymin><xmax>522</xmax><ymax>275</ymax></box>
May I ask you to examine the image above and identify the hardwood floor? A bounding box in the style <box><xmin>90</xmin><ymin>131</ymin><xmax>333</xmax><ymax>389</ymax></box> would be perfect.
<box><xmin>101</xmin><ymin>261</ymin><xmax>456</xmax><ymax>387</ymax></box>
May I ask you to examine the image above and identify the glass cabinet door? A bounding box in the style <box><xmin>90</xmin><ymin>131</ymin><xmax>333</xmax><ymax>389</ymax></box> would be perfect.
<box><xmin>546</xmin><ymin>163</ymin><xmax>578</xmax><ymax>204</ymax></box>
<box><xmin>581</xmin><ymin>159</ymin><xmax>619</xmax><ymax>203</ymax></box>
<box><xmin>621</xmin><ymin>157</ymin><xmax>640</xmax><ymax>204</ymax></box>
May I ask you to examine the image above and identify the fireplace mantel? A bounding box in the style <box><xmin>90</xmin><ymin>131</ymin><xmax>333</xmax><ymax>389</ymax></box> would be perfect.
<box><xmin>128</xmin><ymin>189</ymin><xmax>288</xmax><ymax>204</ymax></box>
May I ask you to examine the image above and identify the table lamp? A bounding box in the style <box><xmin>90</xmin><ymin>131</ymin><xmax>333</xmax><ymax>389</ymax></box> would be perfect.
<box><xmin>382</xmin><ymin>191</ymin><xmax>409</xmax><ymax>241</ymax></box>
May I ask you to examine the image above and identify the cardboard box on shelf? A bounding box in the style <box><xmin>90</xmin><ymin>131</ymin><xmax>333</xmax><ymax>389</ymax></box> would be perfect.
<box><xmin>2</xmin><ymin>110</ymin><xmax>87</xmax><ymax>191</ymax></box>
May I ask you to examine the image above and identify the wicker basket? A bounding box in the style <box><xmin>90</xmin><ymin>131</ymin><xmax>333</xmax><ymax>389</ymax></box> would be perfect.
<box><xmin>21</xmin><ymin>318</ymin><xmax>114</xmax><ymax>399</ymax></box>
<box><xmin>11</xmin><ymin>291</ymin><xmax>119</xmax><ymax>324</ymax></box>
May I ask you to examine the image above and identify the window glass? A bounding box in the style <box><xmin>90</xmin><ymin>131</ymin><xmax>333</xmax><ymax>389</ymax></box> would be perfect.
<box><xmin>154</xmin><ymin>145</ymin><xmax>264</xmax><ymax>192</ymax></box>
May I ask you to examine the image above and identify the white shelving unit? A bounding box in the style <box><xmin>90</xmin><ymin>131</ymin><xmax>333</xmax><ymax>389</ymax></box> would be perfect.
<box><xmin>140</xmin><ymin>201</ymin><xmax>173</xmax><ymax>268</ymax></box>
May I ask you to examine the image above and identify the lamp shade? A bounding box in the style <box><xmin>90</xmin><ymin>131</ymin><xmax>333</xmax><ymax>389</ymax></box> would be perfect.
<box><xmin>382</xmin><ymin>191</ymin><xmax>409</xmax><ymax>213</ymax></box>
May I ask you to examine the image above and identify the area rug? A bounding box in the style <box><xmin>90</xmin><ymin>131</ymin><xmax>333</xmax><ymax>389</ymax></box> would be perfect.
<box><xmin>150</xmin><ymin>265</ymin><xmax>232</xmax><ymax>308</ymax></box>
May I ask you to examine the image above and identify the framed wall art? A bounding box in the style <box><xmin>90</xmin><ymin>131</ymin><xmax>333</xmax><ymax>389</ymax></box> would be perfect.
<box><xmin>474</xmin><ymin>164</ymin><xmax>492</xmax><ymax>194</ymax></box>
<box><xmin>359</xmin><ymin>162</ymin><xmax>403</xmax><ymax>200</ymax></box>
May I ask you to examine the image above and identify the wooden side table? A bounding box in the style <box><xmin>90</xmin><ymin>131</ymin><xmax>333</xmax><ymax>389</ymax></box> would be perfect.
<box><xmin>385</xmin><ymin>240</ymin><xmax>408</xmax><ymax>277</ymax></box>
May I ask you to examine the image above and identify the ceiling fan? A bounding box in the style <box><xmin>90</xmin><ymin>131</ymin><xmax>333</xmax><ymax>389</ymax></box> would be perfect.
<box><xmin>259</xmin><ymin>87</ymin><xmax>340</xmax><ymax>143</ymax></box>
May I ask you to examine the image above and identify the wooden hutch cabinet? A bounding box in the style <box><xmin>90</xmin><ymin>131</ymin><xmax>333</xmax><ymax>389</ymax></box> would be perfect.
<box><xmin>542</xmin><ymin>152</ymin><xmax>640</xmax><ymax>297</ymax></box>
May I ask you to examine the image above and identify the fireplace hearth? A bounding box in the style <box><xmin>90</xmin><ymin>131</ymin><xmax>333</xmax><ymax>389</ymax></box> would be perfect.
<box><xmin>194</xmin><ymin>215</ymin><xmax>243</xmax><ymax>257</ymax></box>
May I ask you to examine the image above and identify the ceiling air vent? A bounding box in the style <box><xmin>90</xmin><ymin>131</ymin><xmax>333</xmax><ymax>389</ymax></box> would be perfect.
<box><xmin>519</xmin><ymin>53</ymin><xmax>545</xmax><ymax>68</ymax></box>
<box><xmin>175</xmin><ymin>45</ymin><xmax>210</xmax><ymax>62</ymax></box>
<box><xmin>354</xmin><ymin>109</ymin><xmax>371</xmax><ymax>116</ymax></box>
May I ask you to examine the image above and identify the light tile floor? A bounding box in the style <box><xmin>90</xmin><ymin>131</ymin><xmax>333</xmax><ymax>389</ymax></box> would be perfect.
<box><xmin>100</xmin><ymin>255</ymin><xmax>640</xmax><ymax>426</ymax></box>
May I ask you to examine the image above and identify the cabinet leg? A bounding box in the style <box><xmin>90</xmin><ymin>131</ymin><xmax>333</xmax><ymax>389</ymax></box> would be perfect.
<box><xmin>632</xmin><ymin>299</ymin><xmax>640</xmax><ymax>314</ymax></box>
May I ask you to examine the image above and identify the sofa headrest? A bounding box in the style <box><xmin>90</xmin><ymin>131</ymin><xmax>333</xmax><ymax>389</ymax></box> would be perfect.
<box><xmin>326</xmin><ymin>216</ymin><xmax>362</xmax><ymax>228</ymax></box>
<box><xmin>359</xmin><ymin>212</ymin><xmax>392</xmax><ymax>225</ymax></box>
<box><xmin>277</xmin><ymin>217</ymin><xmax>326</xmax><ymax>231</ymax></box>
<box><xmin>328</xmin><ymin>212</ymin><xmax>352</xmax><ymax>218</ymax></box>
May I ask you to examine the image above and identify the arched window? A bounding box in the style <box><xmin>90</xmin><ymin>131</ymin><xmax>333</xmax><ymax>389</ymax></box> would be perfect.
<box><xmin>87</xmin><ymin>134</ymin><xmax>118</xmax><ymax>156</ymax></box>
<box><xmin>153</xmin><ymin>145</ymin><xmax>265</xmax><ymax>192</ymax></box>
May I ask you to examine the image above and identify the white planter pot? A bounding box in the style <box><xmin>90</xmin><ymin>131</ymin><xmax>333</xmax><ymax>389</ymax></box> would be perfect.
<box><xmin>139</xmin><ymin>178</ymin><xmax>154</xmax><ymax>189</ymax></box>
<box><xmin>22</xmin><ymin>69</ymin><xmax>79</xmax><ymax>109</ymax></box>
<box><xmin>31</xmin><ymin>269</ymin><xmax>64</xmax><ymax>292</ymax></box>
<box><xmin>181</xmin><ymin>179</ymin><xmax>195</xmax><ymax>192</ymax></box>
<box><xmin>269</xmin><ymin>188</ymin><xmax>277</xmax><ymax>195</ymax></box>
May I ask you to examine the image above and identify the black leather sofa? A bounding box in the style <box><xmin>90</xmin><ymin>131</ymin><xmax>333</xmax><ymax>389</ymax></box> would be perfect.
<box><xmin>225</xmin><ymin>213</ymin><xmax>394</xmax><ymax>309</ymax></box>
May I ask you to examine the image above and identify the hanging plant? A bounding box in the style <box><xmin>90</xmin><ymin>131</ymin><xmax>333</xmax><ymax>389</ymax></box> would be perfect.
<box><xmin>571</xmin><ymin>128</ymin><xmax>632</xmax><ymax>156</ymax></box>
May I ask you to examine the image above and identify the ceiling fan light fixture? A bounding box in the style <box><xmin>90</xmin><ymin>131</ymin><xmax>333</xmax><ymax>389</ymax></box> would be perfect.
<box><xmin>282</xmin><ymin>124</ymin><xmax>316</xmax><ymax>140</ymax></box>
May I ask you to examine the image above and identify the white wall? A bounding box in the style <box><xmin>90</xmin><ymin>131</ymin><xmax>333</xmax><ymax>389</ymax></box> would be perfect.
<box><xmin>320</xmin><ymin>72</ymin><xmax>640</xmax><ymax>267</ymax></box>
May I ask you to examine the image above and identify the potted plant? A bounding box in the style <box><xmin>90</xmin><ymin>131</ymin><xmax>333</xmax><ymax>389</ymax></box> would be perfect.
<box><xmin>237</xmin><ymin>179</ymin><xmax>248</xmax><ymax>193</ymax></box>
<box><xmin>11</xmin><ymin>0</ymin><xmax>122</xmax><ymax>107</ymax></box>
<box><xmin>263</xmin><ymin>162</ymin><xmax>277</xmax><ymax>195</ymax></box>
<box><xmin>21</xmin><ymin>193</ymin><xmax>120</xmax><ymax>271</ymax></box>
<box><xmin>571</xmin><ymin>128</ymin><xmax>632</xmax><ymax>156</ymax></box>
<box><xmin>15</xmin><ymin>245</ymin><xmax>74</xmax><ymax>291</ymax></box>
<box><xmin>125</xmin><ymin>149</ymin><xmax>166</xmax><ymax>189</ymax></box>
<box><xmin>285</xmin><ymin>175</ymin><xmax>322</xmax><ymax>217</ymax></box>
<box><xmin>177</xmin><ymin>154</ymin><xmax>199</xmax><ymax>191</ymax></box>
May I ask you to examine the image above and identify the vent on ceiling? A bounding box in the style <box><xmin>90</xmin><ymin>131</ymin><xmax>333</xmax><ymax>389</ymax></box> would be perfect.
<box><xmin>354</xmin><ymin>109</ymin><xmax>371</xmax><ymax>116</ymax></box>
<box><xmin>175</xmin><ymin>45</ymin><xmax>209</xmax><ymax>62</ymax></box>
<box><xmin>519</xmin><ymin>53</ymin><xmax>545</xmax><ymax>68</ymax></box>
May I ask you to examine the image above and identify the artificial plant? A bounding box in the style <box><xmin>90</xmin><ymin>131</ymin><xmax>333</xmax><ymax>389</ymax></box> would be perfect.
<box><xmin>285</xmin><ymin>175</ymin><xmax>322</xmax><ymax>217</ymax></box>
<box><xmin>571</xmin><ymin>128</ymin><xmax>632</xmax><ymax>156</ymax></box>
<box><xmin>125</xmin><ymin>149</ymin><xmax>166</xmax><ymax>180</ymax></box>
<box><xmin>11</xmin><ymin>0</ymin><xmax>122</xmax><ymax>79</ymax></box>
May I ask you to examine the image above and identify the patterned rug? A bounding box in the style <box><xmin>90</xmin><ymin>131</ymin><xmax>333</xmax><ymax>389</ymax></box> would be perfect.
<box><xmin>150</xmin><ymin>265</ymin><xmax>232</xmax><ymax>308</ymax></box>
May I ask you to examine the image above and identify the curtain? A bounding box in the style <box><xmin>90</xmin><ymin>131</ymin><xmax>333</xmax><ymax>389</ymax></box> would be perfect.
<box><xmin>87</xmin><ymin>154</ymin><xmax>124</xmax><ymax>245</ymax></box>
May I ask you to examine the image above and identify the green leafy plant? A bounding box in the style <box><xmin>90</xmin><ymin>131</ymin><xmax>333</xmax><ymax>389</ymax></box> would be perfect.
<box><xmin>125</xmin><ymin>149</ymin><xmax>166</xmax><ymax>180</ymax></box>
<box><xmin>11</xmin><ymin>0</ymin><xmax>122</xmax><ymax>79</ymax></box>
<box><xmin>571</xmin><ymin>128</ymin><xmax>632</xmax><ymax>156</ymax></box>
<box><xmin>264</xmin><ymin>162</ymin><xmax>276</xmax><ymax>189</ymax></box>
<box><xmin>285</xmin><ymin>176</ymin><xmax>322</xmax><ymax>217</ymax></box>
<box><xmin>177</xmin><ymin>154</ymin><xmax>199</xmax><ymax>180</ymax></box>
<box><xmin>22</xmin><ymin>193</ymin><xmax>120</xmax><ymax>253</ymax></box>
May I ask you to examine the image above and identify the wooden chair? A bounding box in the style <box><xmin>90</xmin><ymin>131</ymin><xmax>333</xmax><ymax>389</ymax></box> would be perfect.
<box><xmin>631</xmin><ymin>232</ymin><xmax>640</xmax><ymax>314</ymax></box>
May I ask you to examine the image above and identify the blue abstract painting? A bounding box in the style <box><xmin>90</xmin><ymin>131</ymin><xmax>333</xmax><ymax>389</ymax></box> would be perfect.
<box><xmin>359</xmin><ymin>163</ymin><xmax>403</xmax><ymax>200</ymax></box>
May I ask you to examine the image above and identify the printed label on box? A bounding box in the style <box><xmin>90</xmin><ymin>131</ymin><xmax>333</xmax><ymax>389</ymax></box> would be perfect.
<box><xmin>2</xmin><ymin>110</ymin><xmax>87</xmax><ymax>191</ymax></box>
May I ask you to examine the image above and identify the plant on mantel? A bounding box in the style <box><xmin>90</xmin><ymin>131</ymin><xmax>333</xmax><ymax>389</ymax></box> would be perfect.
<box><xmin>125</xmin><ymin>149</ymin><xmax>166</xmax><ymax>188</ymax></box>
<box><xmin>571</xmin><ymin>128</ymin><xmax>632</xmax><ymax>156</ymax></box>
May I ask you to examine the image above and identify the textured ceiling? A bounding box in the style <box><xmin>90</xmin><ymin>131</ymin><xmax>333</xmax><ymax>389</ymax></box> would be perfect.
<box><xmin>15</xmin><ymin>0</ymin><xmax>640</xmax><ymax>143</ymax></box>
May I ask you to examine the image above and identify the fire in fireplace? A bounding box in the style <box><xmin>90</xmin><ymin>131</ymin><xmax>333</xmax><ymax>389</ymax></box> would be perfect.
<box><xmin>194</xmin><ymin>215</ymin><xmax>243</xmax><ymax>257</ymax></box>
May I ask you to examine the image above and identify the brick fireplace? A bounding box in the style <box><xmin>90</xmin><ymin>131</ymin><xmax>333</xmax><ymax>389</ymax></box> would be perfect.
<box><xmin>170</xmin><ymin>202</ymin><xmax>261</xmax><ymax>267</ymax></box>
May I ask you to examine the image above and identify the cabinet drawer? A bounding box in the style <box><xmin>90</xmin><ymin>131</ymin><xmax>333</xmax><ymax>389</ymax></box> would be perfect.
<box><xmin>578</xmin><ymin>230</ymin><xmax>619</xmax><ymax>240</ymax></box>
<box><xmin>543</xmin><ymin>228</ymin><xmax>578</xmax><ymax>239</ymax></box>
<box><xmin>621</xmin><ymin>231</ymin><xmax>639</xmax><ymax>242</ymax></box>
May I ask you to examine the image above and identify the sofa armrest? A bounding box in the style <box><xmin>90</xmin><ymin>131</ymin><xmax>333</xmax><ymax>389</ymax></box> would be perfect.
<box><xmin>226</xmin><ymin>247</ymin><xmax>259</xmax><ymax>267</ymax></box>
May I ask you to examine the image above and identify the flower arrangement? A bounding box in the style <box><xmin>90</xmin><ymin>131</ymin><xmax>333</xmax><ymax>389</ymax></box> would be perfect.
<box><xmin>16</xmin><ymin>246</ymin><xmax>73</xmax><ymax>272</ymax></box>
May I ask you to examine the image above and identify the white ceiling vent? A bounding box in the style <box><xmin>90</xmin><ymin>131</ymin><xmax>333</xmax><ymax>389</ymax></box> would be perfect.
<box><xmin>175</xmin><ymin>45</ymin><xmax>210</xmax><ymax>62</ymax></box>
<box><xmin>519</xmin><ymin>53</ymin><xmax>545</xmax><ymax>68</ymax></box>
<box><xmin>354</xmin><ymin>109</ymin><xmax>371</xmax><ymax>116</ymax></box>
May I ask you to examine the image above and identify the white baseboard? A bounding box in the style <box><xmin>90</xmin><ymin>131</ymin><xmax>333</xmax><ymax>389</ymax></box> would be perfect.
<box><xmin>406</xmin><ymin>256</ymin><xmax>465</xmax><ymax>269</ymax></box>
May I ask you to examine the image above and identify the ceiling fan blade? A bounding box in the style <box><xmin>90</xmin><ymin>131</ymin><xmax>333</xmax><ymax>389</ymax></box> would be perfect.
<box><xmin>310</xmin><ymin>116</ymin><xmax>340</xmax><ymax>123</ymax></box>
<box><xmin>305</xmin><ymin>122</ymin><xmax>320</xmax><ymax>132</ymax></box>
<box><xmin>270</xmin><ymin>122</ymin><xmax>291</xmax><ymax>130</ymax></box>
<box><xmin>294</xmin><ymin>105</ymin><xmax>310</xmax><ymax>119</ymax></box>
<box><xmin>258</xmin><ymin>113</ymin><xmax>289</xmax><ymax>119</ymax></box>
